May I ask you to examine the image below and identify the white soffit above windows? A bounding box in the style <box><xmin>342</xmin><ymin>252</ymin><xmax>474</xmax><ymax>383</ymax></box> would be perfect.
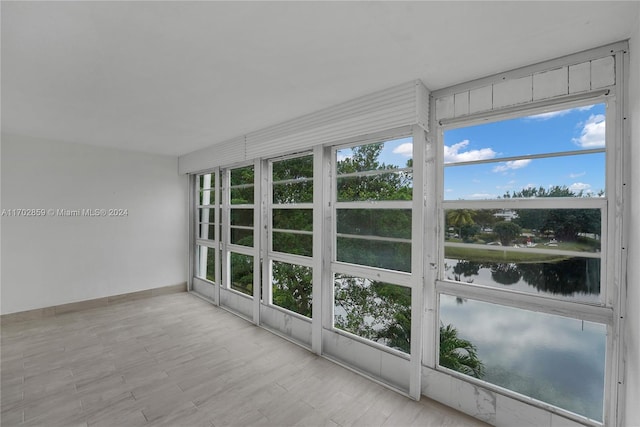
<box><xmin>433</xmin><ymin>43</ymin><xmax>623</xmax><ymax>123</ymax></box>
<box><xmin>178</xmin><ymin>80</ymin><xmax>429</xmax><ymax>174</ymax></box>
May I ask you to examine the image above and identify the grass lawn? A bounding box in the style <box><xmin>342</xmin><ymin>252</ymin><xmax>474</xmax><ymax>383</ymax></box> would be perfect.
<box><xmin>444</xmin><ymin>246</ymin><xmax>570</xmax><ymax>263</ymax></box>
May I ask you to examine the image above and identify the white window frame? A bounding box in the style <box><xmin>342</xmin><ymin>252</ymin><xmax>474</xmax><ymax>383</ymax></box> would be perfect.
<box><xmin>433</xmin><ymin>93</ymin><xmax>621</xmax><ymax>426</ymax></box>
<box><xmin>264</xmin><ymin>151</ymin><xmax>315</xmax><ymax>320</ymax></box>
<box><xmin>326</xmin><ymin>125</ymin><xmax>426</xmax><ymax>399</ymax></box>
<box><xmin>194</xmin><ymin>169</ymin><xmax>221</xmax><ymax>286</ymax></box>
<box><xmin>221</xmin><ymin>161</ymin><xmax>261</xmax><ymax>312</ymax></box>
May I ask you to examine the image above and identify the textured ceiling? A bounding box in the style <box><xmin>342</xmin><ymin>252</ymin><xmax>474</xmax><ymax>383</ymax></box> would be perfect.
<box><xmin>2</xmin><ymin>1</ymin><xmax>639</xmax><ymax>156</ymax></box>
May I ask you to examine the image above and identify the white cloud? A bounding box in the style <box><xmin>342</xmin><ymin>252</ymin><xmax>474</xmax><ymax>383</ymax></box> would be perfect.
<box><xmin>526</xmin><ymin>105</ymin><xmax>593</xmax><ymax>121</ymax></box>
<box><xmin>527</xmin><ymin>110</ymin><xmax>572</xmax><ymax>120</ymax></box>
<box><xmin>569</xmin><ymin>172</ymin><xmax>586</xmax><ymax>179</ymax></box>
<box><xmin>444</xmin><ymin>140</ymin><xmax>496</xmax><ymax>163</ymax></box>
<box><xmin>492</xmin><ymin>159</ymin><xmax>532</xmax><ymax>173</ymax></box>
<box><xmin>573</xmin><ymin>114</ymin><xmax>605</xmax><ymax>148</ymax></box>
<box><xmin>392</xmin><ymin>142</ymin><xmax>413</xmax><ymax>157</ymax></box>
<box><xmin>569</xmin><ymin>182</ymin><xmax>592</xmax><ymax>192</ymax></box>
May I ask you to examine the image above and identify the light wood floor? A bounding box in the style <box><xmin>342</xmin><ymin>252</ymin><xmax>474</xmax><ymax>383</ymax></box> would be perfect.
<box><xmin>1</xmin><ymin>292</ymin><xmax>488</xmax><ymax>427</ymax></box>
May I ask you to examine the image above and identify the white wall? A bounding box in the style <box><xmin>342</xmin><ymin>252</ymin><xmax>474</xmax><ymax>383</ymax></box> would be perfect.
<box><xmin>625</xmin><ymin>6</ymin><xmax>640</xmax><ymax>426</ymax></box>
<box><xmin>0</xmin><ymin>133</ymin><xmax>188</xmax><ymax>314</ymax></box>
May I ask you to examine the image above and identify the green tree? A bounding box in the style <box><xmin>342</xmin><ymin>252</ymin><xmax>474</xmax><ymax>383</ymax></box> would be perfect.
<box><xmin>272</xmin><ymin>262</ymin><xmax>312</xmax><ymax>317</ymax></box>
<box><xmin>266</xmin><ymin>143</ymin><xmax>485</xmax><ymax>366</ymax></box>
<box><xmin>448</xmin><ymin>260</ymin><xmax>479</xmax><ymax>283</ymax></box>
<box><xmin>447</xmin><ymin>209</ymin><xmax>474</xmax><ymax>239</ymax></box>
<box><xmin>335</xmin><ymin>142</ymin><xmax>413</xmax><ymax>272</ymax></box>
<box><xmin>337</xmin><ymin>143</ymin><xmax>412</xmax><ymax>202</ymax></box>
<box><xmin>270</xmin><ymin>156</ymin><xmax>315</xmax><ymax>314</ymax></box>
<box><xmin>503</xmin><ymin>185</ymin><xmax>578</xmax><ymax>199</ymax></box>
<box><xmin>505</xmin><ymin>186</ymin><xmax>601</xmax><ymax>241</ymax></box>
<box><xmin>228</xmin><ymin>165</ymin><xmax>256</xmax><ymax>295</ymax></box>
<box><xmin>472</xmin><ymin>209</ymin><xmax>498</xmax><ymax>230</ymax></box>
<box><xmin>229</xmin><ymin>252</ymin><xmax>253</xmax><ymax>295</ymax></box>
<box><xmin>439</xmin><ymin>324</ymin><xmax>485</xmax><ymax>379</ymax></box>
<box><xmin>490</xmin><ymin>263</ymin><xmax>522</xmax><ymax>285</ymax></box>
<box><xmin>460</xmin><ymin>224</ymin><xmax>481</xmax><ymax>242</ymax></box>
<box><xmin>493</xmin><ymin>221</ymin><xmax>522</xmax><ymax>246</ymax></box>
<box><xmin>334</xmin><ymin>275</ymin><xmax>411</xmax><ymax>352</ymax></box>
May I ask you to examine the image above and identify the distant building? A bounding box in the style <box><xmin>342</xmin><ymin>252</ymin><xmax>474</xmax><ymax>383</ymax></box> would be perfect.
<box><xmin>494</xmin><ymin>209</ymin><xmax>518</xmax><ymax>221</ymax></box>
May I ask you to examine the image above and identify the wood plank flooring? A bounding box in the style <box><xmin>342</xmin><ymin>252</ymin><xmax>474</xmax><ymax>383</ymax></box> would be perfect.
<box><xmin>1</xmin><ymin>293</ymin><xmax>488</xmax><ymax>426</ymax></box>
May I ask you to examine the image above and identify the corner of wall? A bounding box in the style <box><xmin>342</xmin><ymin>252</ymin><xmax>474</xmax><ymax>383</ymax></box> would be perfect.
<box><xmin>623</xmin><ymin>6</ymin><xmax>640</xmax><ymax>427</ymax></box>
<box><xmin>1</xmin><ymin>134</ymin><xmax>188</xmax><ymax>314</ymax></box>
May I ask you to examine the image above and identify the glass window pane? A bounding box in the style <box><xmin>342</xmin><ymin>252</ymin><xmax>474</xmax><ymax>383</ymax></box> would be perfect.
<box><xmin>230</xmin><ymin>252</ymin><xmax>253</xmax><ymax>296</ymax></box>
<box><xmin>445</xmin><ymin>209</ymin><xmax>601</xmax><ymax>251</ymax></box>
<box><xmin>336</xmin><ymin>137</ymin><xmax>413</xmax><ymax>173</ymax></box>
<box><xmin>444</xmin><ymin>103</ymin><xmax>605</xmax><ymax>163</ymax></box>
<box><xmin>337</xmin><ymin>237</ymin><xmax>411</xmax><ymax>273</ymax></box>
<box><xmin>272</xmin><ymin>232</ymin><xmax>312</xmax><ymax>257</ymax></box>
<box><xmin>199</xmin><ymin>173</ymin><xmax>214</xmax><ymax>191</ymax></box>
<box><xmin>198</xmin><ymin>224</ymin><xmax>216</xmax><ymax>241</ymax></box>
<box><xmin>272</xmin><ymin>261</ymin><xmax>312</xmax><ymax>318</ymax></box>
<box><xmin>272</xmin><ymin>155</ymin><xmax>313</xmax><ymax>182</ymax></box>
<box><xmin>334</xmin><ymin>275</ymin><xmax>411</xmax><ymax>353</ymax></box>
<box><xmin>196</xmin><ymin>245</ymin><xmax>215</xmax><ymax>282</ymax></box>
<box><xmin>199</xmin><ymin>190</ymin><xmax>214</xmax><ymax>206</ymax></box>
<box><xmin>273</xmin><ymin>181</ymin><xmax>313</xmax><ymax>204</ymax></box>
<box><xmin>443</xmin><ymin>207</ymin><xmax>602</xmax><ymax>302</ymax></box>
<box><xmin>230</xmin><ymin>209</ymin><xmax>254</xmax><ymax>227</ymax></box>
<box><xmin>444</xmin><ymin>153</ymin><xmax>605</xmax><ymax>200</ymax></box>
<box><xmin>273</xmin><ymin>209</ymin><xmax>312</xmax><ymax>231</ymax></box>
<box><xmin>230</xmin><ymin>166</ymin><xmax>254</xmax><ymax>185</ymax></box>
<box><xmin>443</xmin><ymin>255</ymin><xmax>600</xmax><ymax>303</ymax></box>
<box><xmin>439</xmin><ymin>295</ymin><xmax>606</xmax><ymax>422</ymax></box>
<box><xmin>337</xmin><ymin>209</ymin><xmax>411</xmax><ymax>239</ymax></box>
<box><xmin>230</xmin><ymin>187</ymin><xmax>254</xmax><ymax>205</ymax></box>
<box><xmin>337</xmin><ymin>172</ymin><xmax>413</xmax><ymax>202</ymax></box>
<box><xmin>198</xmin><ymin>208</ymin><xmax>215</xmax><ymax>223</ymax></box>
<box><xmin>230</xmin><ymin>228</ymin><xmax>253</xmax><ymax>247</ymax></box>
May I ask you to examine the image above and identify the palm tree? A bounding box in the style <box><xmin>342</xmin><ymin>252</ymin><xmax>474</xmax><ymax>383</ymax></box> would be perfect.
<box><xmin>439</xmin><ymin>324</ymin><xmax>485</xmax><ymax>378</ymax></box>
<box><xmin>446</xmin><ymin>209</ymin><xmax>474</xmax><ymax>239</ymax></box>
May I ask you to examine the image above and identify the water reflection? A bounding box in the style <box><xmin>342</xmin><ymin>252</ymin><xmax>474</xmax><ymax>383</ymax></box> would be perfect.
<box><xmin>445</xmin><ymin>258</ymin><xmax>600</xmax><ymax>303</ymax></box>
<box><xmin>440</xmin><ymin>295</ymin><xmax>606</xmax><ymax>422</ymax></box>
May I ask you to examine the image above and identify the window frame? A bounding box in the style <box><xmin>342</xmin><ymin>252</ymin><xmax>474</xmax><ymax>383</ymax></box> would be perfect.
<box><xmin>265</xmin><ymin>152</ymin><xmax>315</xmax><ymax>320</ymax></box>
<box><xmin>331</xmin><ymin>136</ymin><xmax>415</xmax><ymax>279</ymax></box>
<box><xmin>222</xmin><ymin>162</ymin><xmax>259</xmax><ymax>300</ymax></box>
<box><xmin>194</xmin><ymin>169</ymin><xmax>220</xmax><ymax>286</ymax></box>
<box><xmin>434</xmin><ymin>95</ymin><xmax>619</xmax><ymax>426</ymax></box>
<box><xmin>328</xmin><ymin>131</ymin><xmax>420</xmax><ymax>354</ymax></box>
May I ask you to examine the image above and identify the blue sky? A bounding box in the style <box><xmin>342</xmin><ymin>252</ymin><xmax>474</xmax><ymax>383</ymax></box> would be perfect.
<box><xmin>336</xmin><ymin>103</ymin><xmax>606</xmax><ymax>200</ymax></box>
<box><xmin>337</xmin><ymin>137</ymin><xmax>413</xmax><ymax>169</ymax></box>
<box><xmin>444</xmin><ymin>103</ymin><xmax>606</xmax><ymax>200</ymax></box>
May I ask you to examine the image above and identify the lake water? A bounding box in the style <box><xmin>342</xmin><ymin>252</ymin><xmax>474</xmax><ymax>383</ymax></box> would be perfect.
<box><xmin>440</xmin><ymin>294</ymin><xmax>606</xmax><ymax>422</ymax></box>
<box><xmin>444</xmin><ymin>257</ymin><xmax>601</xmax><ymax>303</ymax></box>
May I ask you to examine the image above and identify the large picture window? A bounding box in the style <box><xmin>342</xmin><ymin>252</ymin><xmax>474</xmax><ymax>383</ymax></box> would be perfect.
<box><xmin>267</xmin><ymin>154</ymin><xmax>314</xmax><ymax>318</ymax></box>
<box><xmin>440</xmin><ymin>294</ymin><xmax>606</xmax><ymax>420</ymax></box>
<box><xmin>224</xmin><ymin>165</ymin><xmax>256</xmax><ymax>297</ymax></box>
<box><xmin>195</xmin><ymin>171</ymin><xmax>219</xmax><ymax>283</ymax></box>
<box><xmin>334</xmin><ymin>138</ymin><xmax>413</xmax><ymax>273</ymax></box>
<box><xmin>189</xmin><ymin>48</ymin><xmax>626</xmax><ymax>426</ymax></box>
<box><xmin>332</xmin><ymin>136</ymin><xmax>415</xmax><ymax>353</ymax></box>
<box><xmin>437</xmin><ymin>102</ymin><xmax>610</xmax><ymax>422</ymax></box>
